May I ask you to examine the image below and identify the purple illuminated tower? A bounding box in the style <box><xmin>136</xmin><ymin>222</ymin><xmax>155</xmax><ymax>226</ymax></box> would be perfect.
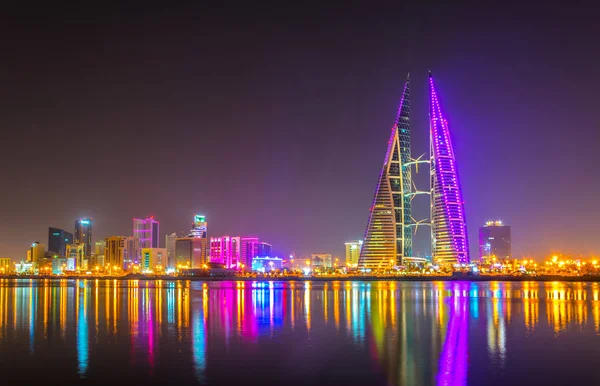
<box><xmin>133</xmin><ymin>216</ymin><xmax>160</xmax><ymax>262</ymax></box>
<box><xmin>429</xmin><ymin>72</ymin><xmax>470</xmax><ymax>264</ymax></box>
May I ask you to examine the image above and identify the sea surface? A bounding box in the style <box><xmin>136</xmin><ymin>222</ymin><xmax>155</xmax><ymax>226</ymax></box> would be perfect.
<box><xmin>0</xmin><ymin>279</ymin><xmax>599</xmax><ymax>385</ymax></box>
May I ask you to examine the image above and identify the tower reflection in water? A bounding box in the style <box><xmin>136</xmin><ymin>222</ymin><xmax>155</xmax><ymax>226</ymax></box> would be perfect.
<box><xmin>0</xmin><ymin>279</ymin><xmax>600</xmax><ymax>384</ymax></box>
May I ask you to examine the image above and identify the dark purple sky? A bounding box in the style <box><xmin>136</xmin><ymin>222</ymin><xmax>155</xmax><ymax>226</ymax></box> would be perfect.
<box><xmin>0</xmin><ymin>4</ymin><xmax>598</xmax><ymax>261</ymax></box>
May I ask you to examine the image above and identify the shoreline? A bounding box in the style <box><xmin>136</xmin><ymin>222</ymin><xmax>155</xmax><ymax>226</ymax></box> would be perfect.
<box><xmin>2</xmin><ymin>274</ymin><xmax>600</xmax><ymax>283</ymax></box>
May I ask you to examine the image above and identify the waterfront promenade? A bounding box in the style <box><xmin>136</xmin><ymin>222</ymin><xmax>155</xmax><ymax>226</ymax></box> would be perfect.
<box><xmin>4</xmin><ymin>274</ymin><xmax>600</xmax><ymax>283</ymax></box>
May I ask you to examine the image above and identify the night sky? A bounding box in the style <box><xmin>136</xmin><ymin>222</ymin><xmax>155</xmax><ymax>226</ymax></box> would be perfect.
<box><xmin>0</xmin><ymin>4</ymin><xmax>598</xmax><ymax>261</ymax></box>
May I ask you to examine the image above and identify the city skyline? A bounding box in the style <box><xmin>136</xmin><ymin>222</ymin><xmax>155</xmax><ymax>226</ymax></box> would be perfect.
<box><xmin>0</xmin><ymin>4</ymin><xmax>598</xmax><ymax>261</ymax></box>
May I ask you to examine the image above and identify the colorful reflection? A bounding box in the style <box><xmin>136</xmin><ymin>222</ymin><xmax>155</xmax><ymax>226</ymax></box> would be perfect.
<box><xmin>0</xmin><ymin>280</ymin><xmax>599</xmax><ymax>385</ymax></box>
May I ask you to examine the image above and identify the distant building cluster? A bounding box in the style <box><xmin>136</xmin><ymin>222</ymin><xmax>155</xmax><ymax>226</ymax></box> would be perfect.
<box><xmin>8</xmin><ymin>213</ymin><xmax>296</xmax><ymax>276</ymax></box>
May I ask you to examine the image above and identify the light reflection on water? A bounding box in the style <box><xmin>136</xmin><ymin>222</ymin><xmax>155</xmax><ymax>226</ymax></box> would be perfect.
<box><xmin>0</xmin><ymin>279</ymin><xmax>600</xmax><ymax>385</ymax></box>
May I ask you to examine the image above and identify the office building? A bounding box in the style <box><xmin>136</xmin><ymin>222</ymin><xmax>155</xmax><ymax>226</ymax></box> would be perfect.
<box><xmin>429</xmin><ymin>73</ymin><xmax>470</xmax><ymax>264</ymax></box>
<box><xmin>105</xmin><ymin>236</ymin><xmax>128</xmax><ymax>271</ymax></box>
<box><xmin>210</xmin><ymin>236</ymin><xmax>241</xmax><ymax>268</ymax></box>
<box><xmin>240</xmin><ymin>237</ymin><xmax>258</xmax><ymax>267</ymax></box>
<box><xmin>165</xmin><ymin>233</ymin><xmax>177</xmax><ymax>269</ymax></box>
<box><xmin>479</xmin><ymin>221</ymin><xmax>512</xmax><ymax>263</ymax></box>
<box><xmin>359</xmin><ymin>75</ymin><xmax>412</xmax><ymax>270</ymax></box>
<box><xmin>171</xmin><ymin>214</ymin><xmax>208</xmax><ymax>269</ymax></box>
<box><xmin>48</xmin><ymin>227</ymin><xmax>73</xmax><ymax>257</ymax></box>
<box><xmin>124</xmin><ymin>236</ymin><xmax>138</xmax><ymax>269</ymax></box>
<box><xmin>28</xmin><ymin>242</ymin><xmax>45</xmax><ymax>264</ymax></box>
<box><xmin>75</xmin><ymin>218</ymin><xmax>93</xmax><ymax>258</ymax></box>
<box><xmin>0</xmin><ymin>258</ymin><xmax>11</xmax><ymax>274</ymax></box>
<box><xmin>189</xmin><ymin>214</ymin><xmax>207</xmax><ymax>238</ymax></box>
<box><xmin>311</xmin><ymin>253</ymin><xmax>333</xmax><ymax>271</ymax></box>
<box><xmin>345</xmin><ymin>240</ymin><xmax>363</xmax><ymax>268</ymax></box>
<box><xmin>254</xmin><ymin>241</ymin><xmax>272</xmax><ymax>257</ymax></box>
<box><xmin>140</xmin><ymin>248</ymin><xmax>168</xmax><ymax>273</ymax></box>
<box><xmin>133</xmin><ymin>216</ymin><xmax>160</xmax><ymax>261</ymax></box>
<box><xmin>90</xmin><ymin>240</ymin><xmax>106</xmax><ymax>268</ymax></box>
<box><xmin>175</xmin><ymin>237</ymin><xmax>207</xmax><ymax>268</ymax></box>
<box><xmin>94</xmin><ymin>240</ymin><xmax>106</xmax><ymax>256</ymax></box>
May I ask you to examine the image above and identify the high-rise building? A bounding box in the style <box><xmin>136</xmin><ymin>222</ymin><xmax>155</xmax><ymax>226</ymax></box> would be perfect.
<box><xmin>105</xmin><ymin>236</ymin><xmax>128</xmax><ymax>270</ymax></box>
<box><xmin>189</xmin><ymin>214</ymin><xmax>207</xmax><ymax>238</ymax></box>
<box><xmin>210</xmin><ymin>236</ymin><xmax>241</xmax><ymax>268</ymax></box>
<box><xmin>48</xmin><ymin>227</ymin><xmax>73</xmax><ymax>257</ymax></box>
<box><xmin>254</xmin><ymin>241</ymin><xmax>272</xmax><ymax>257</ymax></box>
<box><xmin>140</xmin><ymin>248</ymin><xmax>168</xmax><ymax>272</ymax></box>
<box><xmin>133</xmin><ymin>216</ymin><xmax>160</xmax><ymax>262</ymax></box>
<box><xmin>165</xmin><ymin>233</ymin><xmax>177</xmax><ymax>270</ymax></box>
<box><xmin>358</xmin><ymin>75</ymin><xmax>411</xmax><ymax>270</ymax></box>
<box><xmin>429</xmin><ymin>72</ymin><xmax>470</xmax><ymax>264</ymax></box>
<box><xmin>66</xmin><ymin>243</ymin><xmax>86</xmax><ymax>270</ymax></box>
<box><xmin>74</xmin><ymin>218</ymin><xmax>93</xmax><ymax>258</ymax></box>
<box><xmin>28</xmin><ymin>242</ymin><xmax>45</xmax><ymax>263</ymax></box>
<box><xmin>240</xmin><ymin>237</ymin><xmax>258</xmax><ymax>267</ymax></box>
<box><xmin>311</xmin><ymin>253</ymin><xmax>333</xmax><ymax>271</ymax></box>
<box><xmin>479</xmin><ymin>221</ymin><xmax>511</xmax><ymax>263</ymax></box>
<box><xmin>345</xmin><ymin>240</ymin><xmax>363</xmax><ymax>268</ymax></box>
<box><xmin>173</xmin><ymin>214</ymin><xmax>208</xmax><ymax>269</ymax></box>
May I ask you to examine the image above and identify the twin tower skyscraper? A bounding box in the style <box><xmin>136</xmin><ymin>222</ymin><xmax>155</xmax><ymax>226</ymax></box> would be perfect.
<box><xmin>358</xmin><ymin>73</ymin><xmax>469</xmax><ymax>269</ymax></box>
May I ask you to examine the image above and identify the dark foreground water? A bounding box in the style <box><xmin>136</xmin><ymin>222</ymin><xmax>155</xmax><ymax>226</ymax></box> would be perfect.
<box><xmin>0</xmin><ymin>279</ymin><xmax>599</xmax><ymax>385</ymax></box>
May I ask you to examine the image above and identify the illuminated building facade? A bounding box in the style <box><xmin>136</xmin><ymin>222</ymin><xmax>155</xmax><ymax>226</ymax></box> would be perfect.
<box><xmin>345</xmin><ymin>240</ymin><xmax>362</xmax><ymax>268</ymax></box>
<box><xmin>124</xmin><ymin>236</ymin><xmax>139</xmax><ymax>269</ymax></box>
<box><xmin>90</xmin><ymin>240</ymin><xmax>106</xmax><ymax>267</ymax></box>
<box><xmin>133</xmin><ymin>216</ymin><xmax>160</xmax><ymax>258</ymax></box>
<box><xmin>254</xmin><ymin>241</ymin><xmax>272</xmax><ymax>257</ymax></box>
<box><xmin>175</xmin><ymin>237</ymin><xmax>207</xmax><ymax>268</ymax></box>
<box><xmin>74</xmin><ymin>218</ymin><xmax>93</xmax><ymax>258</ymax></box>
<box><xmin>0</xmin><ymin>258</ymin><xmax>11</xmax><ymax>274</ymax></box>
<box><xmin>48</xmin><ymin>227</ymin><xmax>73</xmax><ymax>257</ymax></box>
<box><xmin>429</xmin><ymin>73</ymin><xmax>469</xmax><ymax>264</ymax></box>
<box><xmin>105</xmin><ymin>236</ymin><xmax>127</xmax><ymax>270</ymax></box>
<box><xmin>28</xmin><ymin>242</ymin><xmax>45</xmax><ymax>263</ymax></box>
<box><xmin>189</xmin><ymin>214</ymin><xmax>207</xmax><ymax>238</ymax></box>
<box><xmin>479</xmin><ymin>221</ymin><xmax>511</xmax><ymax>263</ymax></box>
<box><xmin>66</xmin><ymin>243</ymin><xmax>85</xmax><ymax>271</ymax></box>
<box><xmin>51</xmin><ymin>257</ymin><xmax>66</xmax><ymax>275</ymax></box>
<box><xmin>210</xmin><ymin>236</ymin><xmax>241</xmax><ymax>268</ymax></box>
<box><xmin>140</xmin><ymin>248</ymin><xmax>167</xmax><ymax>272</ymax></box>
<box><xmin>311</xmin><ymin>253</ymin><xmax>332</xmax><ymax>270</ymax></box>
<box><xmin>165</xmin><ymin>233</ymin><xmax>177</xmax><ymax>269</ymax></box>
<box><xmin>174</xmin><ymin>214</ymin><xmax>209</xmax><ymax>268</ymax></box>
<box><xmin>359</xmin><ymin>75</ymin><xmax>411</xmax><ymax>270</ymax></box>
<box><xmin>240</xmin><ymin>237</ymin><xmax>258</xmax><ymax>267</ymax></box>
<box><xmin>251</xmin><ymin>256</ymin><xmax>283</xmax><ymax>272</ymax></box>
<box><xmin>94</xmin><ymin>240</ymin><xmax>106</xmax><ymax>256</ymax></box>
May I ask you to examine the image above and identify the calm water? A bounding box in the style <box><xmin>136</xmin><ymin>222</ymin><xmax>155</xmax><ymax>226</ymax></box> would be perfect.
<box><xmin>0</xmin><ymin>279</ymin><xmax>599</xmax><ymax>385</ymax></box>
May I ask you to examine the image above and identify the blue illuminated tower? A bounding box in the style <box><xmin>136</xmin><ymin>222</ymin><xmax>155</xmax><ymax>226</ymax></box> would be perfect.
<box><xmin>74</xmin><ymin>218</ymin><xmax>93</xmax><ymax>258</ymax></box>
<box><xmin>429</xmin><ymin>72</ymin><xmax>470</xmax><ymax>263</ymax></box>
